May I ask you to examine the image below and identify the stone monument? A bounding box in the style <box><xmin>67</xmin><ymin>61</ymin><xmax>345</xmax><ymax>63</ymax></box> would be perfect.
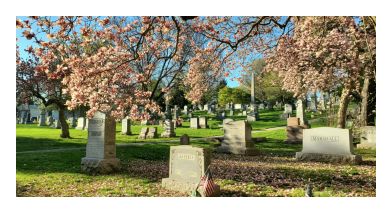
<box><xmin>69</xmin><ymin>117</ymin><xmax>77</xmax><ymax>127</ymax></box>
<box><xmin>296</xmin><ymin>99</ymin><xmax>309</xmax><ymax>127</ymax></box>
<box><xmin>84</xmin><ymin>119</ymin><xmax>89</xmax><ymax>131</ymax></box>
<box><xmin>121</xmin><ymin>118</ymin><xmax>132</xmax><ymax>135</ymax></box>
<box><xmin>199</xmin><ymin>117</ymin><xmax>208</xmax><ymax>129</ymax></box>
<box><xmin>146</xmin><ymin>127</ymin><xmax>158</xmax><ymax>139</ymax></box>
<box><xmin>296</xmin><ymin>127</ymin><xmax>362</xmax><ymax>165</ymax></box>
<box><xmin>180</xmin><ymin>134</ymin><xmax>190</xmax><ymax>145</ymax></box>
<box><xmin>310</xmin><ymin>93</ymin><xmax>317</xmax><ymax>112</ymax></box>
<box><xmin>81</xmin><ymin>111</ymin><xmax>120</xmax><ymax>174</ymax></box>
<box><xmin>217</xmin><ymin>120</ymin><xmax>260</xmax><ymax>156</ymax></box>
<box><xmin>267</xmin><ymin>102</ymin><xmax>273</xmax><ymax>110</ymax></box>
<box><xmin>190</xmin><ymin>117</ymin><xmax>199</xmax><ymax>129</ymax></box>
<box><xmin>138</xmin><ymin>127</ymin><xmax>149</xmax><ymax>139</ymax></box>
<box><xmin>37</xmin><ymin>109</ymin><xmax>47</xmax><ymax>126</ymax></box>
<box><xmin>76</xmin><ymin>117</ymin><xmax>86</xmax><ymax>130</ymax></box>
<box><xmin>53</xmin><ymin>119</ymin><xmax>61</xmax><ymax>129</ymax></box>
<box><xmin>277</xmin><ymin>102</ymin><xmax>282</xmax><ymax>110</ymax></box>
<box><xmin>161</xmin><ymin>145</ymin><xmax>220</xmax><ymax>197</ymax></box>
<box><xmin>161</xmin><ymin>120</ymin><xmax>176</xmax><ymax>138</ymax></box>
<box><xmin>284</xmin><ymin>104</ymin><xmax>293</xmax><ymax>114</ymax></box>
<box><xmin>357</xmin><ymin>126</ymin><xmax>376</xmax><ymax>149</ymax></box>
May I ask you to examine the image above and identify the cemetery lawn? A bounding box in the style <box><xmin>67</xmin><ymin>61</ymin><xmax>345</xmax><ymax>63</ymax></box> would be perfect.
<box><xmin>16</xmin><ymin>136</ymin><xmax>376</xmax><ymax>197</ymax></box>
<box><xmin>16</xmin><ymin>109</ymin><xmax>324</xmax><ymax>152</ymax></box>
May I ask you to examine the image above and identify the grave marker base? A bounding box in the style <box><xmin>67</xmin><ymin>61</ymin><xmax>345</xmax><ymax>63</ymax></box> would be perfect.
<box><xmin>120</xmin><ymin>131</ymin><xmax>132</xmax><ymax>135</ymax></box>
<box><xmin>217</xmin><ymin>146</ymin><xmax>260</xmax><ymax>156</ymax></box>
<box><xmin>295</xmin><ymin>152</ymin><xmax>362</xmax><ymax>165</ymax></box>
<box><xmin>357</xmin><ymin>143</ymin><xmax>376</xmax><ymax>149</ymax></box>
<box><xmin>81</xmin><ymin>157</ymin><xmax>120</xmax><ymax>174</ymax></box>
<box><xmin>161</xmin><ymin>132</ymin><xmax>176</xmax><ymax>138</ymax></box>
<box><xmin>162</xmin><ymin>178</ymin><xmax>221</xmax><ymax>197</ymax></box>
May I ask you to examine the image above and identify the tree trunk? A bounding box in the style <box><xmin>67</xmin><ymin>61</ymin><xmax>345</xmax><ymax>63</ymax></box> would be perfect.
<box><xmin>336</xmin><ymin>80</ymin><xmax>354</xmax><ymax>129</ymax></box>
<box><xmin>59</xmin><ymin>105</ymin><xmax>70</xmax><ymax>138</ymax></box>
<box><xmin>366</xmin><ymin>77</ymin><xmax>376</xmax><ymax>126</ymax></box>
<box><xmin>360</xmin><ymin>77</ymin><xmax>370</xmax><ymax>127</ymax></box>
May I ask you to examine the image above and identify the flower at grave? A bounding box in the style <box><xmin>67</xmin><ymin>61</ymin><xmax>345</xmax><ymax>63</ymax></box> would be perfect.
<box><xmin>311</xmin><ymin>115</ymin><xmax>314</xmax><ymax>118</ymax></box>
<box><xmin>311</xmin><ymin>112</ymin><xmax>314</xmax><ymax>114</ymax></box>
<box><xmin>177</xmin><ymin>118</ymin><xmax>183</xmax><ymax>124</ymax></box>
<box><xmin>149</xmin><ymin>120</ymin><xmax>155</xmax><ymax>125</ymax></box>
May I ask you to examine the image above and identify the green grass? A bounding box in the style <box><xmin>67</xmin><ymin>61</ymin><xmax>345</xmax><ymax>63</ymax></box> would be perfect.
<box><xmin>16</xmin><ymin>105</ymin><xmax>376</xmax><ymax>197</ymax></box>
<box><xmin>17</xmin><ymin>108</ymin><xmax>321</xmax><ymax>152</ymax></box>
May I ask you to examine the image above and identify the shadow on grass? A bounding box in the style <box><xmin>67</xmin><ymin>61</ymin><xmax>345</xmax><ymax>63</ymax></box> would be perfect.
<box><xmin>16</xmin><ymin>136</ymin><xmax>87</xmax><ymax>152</ymax></box>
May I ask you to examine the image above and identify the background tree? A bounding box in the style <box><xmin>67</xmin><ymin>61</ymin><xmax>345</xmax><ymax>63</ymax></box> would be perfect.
<box><xmin>264</xmin><ymin>16</ymin><xmax>376</xmax><ymax>128</ymax></box>
<box><xmin>231</xmin><ymin>87</ymin><xmax>251</xmax><ymax>104</ymax></box>
<box><xmin>218</xmin><ymin>86</ymin><xmax>233</xmax><ymax>106</ymax></box>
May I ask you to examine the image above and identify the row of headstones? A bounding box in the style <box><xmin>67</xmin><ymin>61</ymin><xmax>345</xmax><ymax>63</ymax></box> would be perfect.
<box><xmin>81</xmin><ymin>110</ymin><xmax>375</xmax><ymax>196</ymax></box>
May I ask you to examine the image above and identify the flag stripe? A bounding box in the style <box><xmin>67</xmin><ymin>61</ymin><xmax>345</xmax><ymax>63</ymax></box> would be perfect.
<box><xmin>201</xmin><ymin>168</ymin><xmax>215</xmax><ymax>197</ymax></box>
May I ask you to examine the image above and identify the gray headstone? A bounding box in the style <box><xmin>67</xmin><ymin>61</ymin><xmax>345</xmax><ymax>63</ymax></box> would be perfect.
<box><xmin>284</xmin><ymin>104</ymin><xmax>293</xmax><ymax>114</ymax></box>
<box><xmin>296</xmin><ymin>100</ymin><xmax>309</xmax><ymax>126</ymax></box>
<box><xmin>180</xmin><ymin>134</ymin><xmax>190</xmax><ymax>145</ymax></box>
<box><xmin>190</xmin><ymin>117</ymin><xmax>199</xmax><ymax>129</ymax></box>
<box><xmin>277</xmin><ymin>103</ymin><xmax>282</xmax><ymax>110</ymax></box>
<box><xmin>161</xmin><ymin>120</ymin><xmax>176</xmax><ymax>138</ymax></box>
<box><xmin>76</xmin><ymin>117</ymin><xmax>86</xmax><ymax>130</ymax></box>
<box><xmin>121</xmin><ymin>119</ymin><xmax>132</xmax><ymax>135</ymax></box>
<box><xmin>146</xmin><ymin>127</ymin><xmax>158</xmax><ymax>139</ymax></box>
<box><xmin>81</xmin><ymin>111</ymin><xmax>120</xmax><ymax>174</ymax></box>
<box><xmin>161</xmin><ymin>145</ymin><xmax>220</xmax><ymax>197</ymax></box>
<box><xmin>267</xmin><ymin>103</ymin><xmax>273</xmax><ymax>110</ymax></box>
<box><xmin>296</xmin><ymin>127</ymin><xmax>362</xmax><ymax>165</ymax></box>
<box><xmin>199</xmin><ymin>117</ymin><xmax>208</xmax><ymax>129</ymax></box>
<box><xmin>53</xmin><ymin>119</ymin><xmax>61</xmax><ymax>129</ymax></box>
<box><xmin>37</xmin><ymin>110</ymin><xmax>47</xmax><ymax>126</ymax></box>
<box><xmin>69</xmin><ymin>117</ymin><xmax>77</xmax><ymax>127</ymax></box>
<box><xmin>138</xmin><ymin>127</ymin><xmax>149</xmax><ymax>139</ymax></box>
<box><xmin>310</xmin><ymin>93</ymin><xmax>317</xmax><ymax>112</ymax></box>
<box><xmin>217</xmin><ymin>120</ymin><xmax>260</xmax><ymax>156</ymax></box>
<box><xmin>357</xmin><ymin>126</ymin><xmax>376</xmax><ymax>149</ymax></box>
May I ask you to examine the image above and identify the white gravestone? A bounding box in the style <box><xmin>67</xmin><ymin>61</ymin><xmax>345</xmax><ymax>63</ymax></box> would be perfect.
<box><xmin>76</xmin><ymin>117</ymin><xmax>86</xmax><ymax>130</ymax></box>
<box><xmin>296</xmin><ymin>127</ymin><xmax>362</xmax><ymax>165</ymax></box>
<box><xmin>267</xmin><ymin>103</ymin><xmax>273</xmax><ymax>110</ymax></box>
<box><xmin>190</xmin><ymin>117</ymin><xmax>199</xmax><ymax>129</ymax></box>
<box><xmin>37</xmin><ymin>110</ymin><xmax>47</xmax><ymax>126</ymax></box>
<box><xmin>81</xmin><ymin>111</ymin><xmax>120</xmax><ymax>174</ymax></box>
<box><xmin>161</xmin><ymin>120</ymin><xmax>176</xmax><ymax>138</ymax></box>
<box><xmin>121</xmin><ymin>119</ymin><xmax>132</xmax><ymax>135</ymax></box>
<box><xmin>138</xmin><ymin>127</ymin><xmax>149</xmax><ymax>139</ymax></box>
<box><xmin>146</xmin><ymin>127</ymin><xmax>158</xmax><ymax>139</ymax></box>
<box><xmin>84</xmin><ymin>118</ymin><xmax>89</xmax><ymax>131</ymax></box>
<box><xmin>199</xmin><ymin>117</ymin><xmax>208</xmax><ymax>129</ymax></box>
<box><xmin>284</xmin><ymin>104</ymin><xmax>293</xmax><ymax>114</ymax></box>
<box><xmin>357</xmin><ymin>126</ymin><xmax>376</xmax><ymax>149</ymax></box>
<box><xmin>53</xmin><ymin>119</ymin><xmax>61</xmax><ymax>129</ymax></box>
<box><xmin>217</xmin><ymin>120</ymin><xmax>260</xmax><ymax>156</ymax></box>
<box><xmin>296</xmin><ymin>99</ymin><xmax>309</xmax><ymax>127</ymax></box>
<box><xmin>69</xmin><ymin>117</ymin><xmax>77</xmax><ymax>127</ymax></box>
<box><xmin>161</xmin><ymin>145</ymin><xmax>220</xmax><ymax>197</ymax></box>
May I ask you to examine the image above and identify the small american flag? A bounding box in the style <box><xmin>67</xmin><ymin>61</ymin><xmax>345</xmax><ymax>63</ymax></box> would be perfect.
<box><xmin>201</xmin><ymin>167</ymin><xmax>215</xmax><ymax>197</ymax></box>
